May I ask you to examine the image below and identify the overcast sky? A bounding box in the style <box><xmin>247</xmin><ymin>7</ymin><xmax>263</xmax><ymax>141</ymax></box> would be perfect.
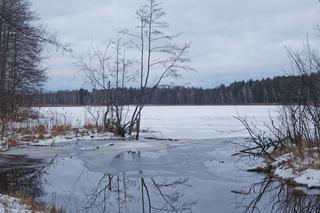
<box><xmin>31</xmin><ymin>0</ymin><xmax>320</xmax><ymax>91</ymax></box>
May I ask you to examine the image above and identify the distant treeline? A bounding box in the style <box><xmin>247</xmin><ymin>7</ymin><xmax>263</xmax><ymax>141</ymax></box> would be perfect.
<box><xmin>33</xmin><ymin>74</ymin><xmax>307</xmax><ymax>106</ymax></box>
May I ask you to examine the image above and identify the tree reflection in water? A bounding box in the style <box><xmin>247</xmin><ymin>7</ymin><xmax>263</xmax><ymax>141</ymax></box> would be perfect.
<box><xmin>0</xmin><ymin>154</ymin><xmax>56</xmax><ymax>199</ymax></box>
<box><xmin>8</xmin><ymin>151</ymin><xmax>319</xmax><ymax>213</ymax></box>
<box><xmin>84</xmin><ymin>151</ymin><xmax>197</xmax><ymax>213</ymax></box>
<box><xmin>84</xmin><ymin>175</ymin><xmax>197</xmax><ymax>213</ymax></box>
<box><xmin>234</xmin><ymin>177</ymin><xmax>320</xmax><ymax>213</ymax></box>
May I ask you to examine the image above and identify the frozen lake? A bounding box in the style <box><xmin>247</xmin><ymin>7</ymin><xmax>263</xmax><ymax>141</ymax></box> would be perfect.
<box><xmin>39</xmin><ymin>105</ymin><xmax>280</xmax><ymax>139</ymax></box>
<box><xmin>1</xmin><ymin>106</ymin><xmax>315</xmax><ymax>213</ymax></box>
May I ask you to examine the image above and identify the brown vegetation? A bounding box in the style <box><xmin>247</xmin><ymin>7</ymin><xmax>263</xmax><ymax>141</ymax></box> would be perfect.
<box><xmin>236</xmin><ymin>42</ymin><xmax>320</xmax><ymax>182</ymax></box>
<box><xmin>34</xmin><ymin>125</ymin><xmax>47</xmax><ymax>136</ymax></box>
<box><xmin>7</xmin><ymin>138</ymin><xmax>18</xmax><ymax>148</ymax></box>
<box><xmin>51</xmin><ymin>125</ymin><xmax>71</xmax><ymax>137</ymax></box>
<box><xmin>15</xmin><ymin>192</ymin><xmax>65</xmax><ymax>213</ymax></box>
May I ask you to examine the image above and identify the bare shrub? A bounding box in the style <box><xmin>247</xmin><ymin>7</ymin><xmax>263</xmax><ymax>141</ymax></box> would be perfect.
<box><xmin>236</xmin><ymin>43</ymin><xmax>320</xmax><ymax>164</ymax></box>
<box><xmin>51</xmin><ymin>125</ymin><xmax>71</xmax><ymax>137</ymax></box>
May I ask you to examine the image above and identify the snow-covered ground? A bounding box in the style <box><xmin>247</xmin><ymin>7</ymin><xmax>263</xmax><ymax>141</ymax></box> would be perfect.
<box><xmin>0</xmin><ymin>194</ymin><xmax>32</xmax><ymax>213</ymax></box>
<box><xmin>273</xmin><ymin>152</ymin><xmax>320</xmax><ymax>188</ymax></box>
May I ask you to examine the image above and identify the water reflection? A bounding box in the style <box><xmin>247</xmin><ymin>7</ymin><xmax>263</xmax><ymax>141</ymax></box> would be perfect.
<box><xmin>0</xmin><ymin>155</ymin><xmax>52</xmax><ymax>199</ymax></box>
<box><xmin>2</xmin><ymin>153</ymin><xmax>320</xmax><ymax>213</ymax></box>
<box><xmin>0</xmin><ymin>154</ymin><xmax>197</xmax><ymax>212</ymax></box>
<box><xmin>84</xmin><ymin>174</ymin><xmax>197</xmax><ymax>212</ymax></box>
<box><xmin>234</xmin><ymin>176</ymin><xmax>320</xmax><ymax>213</ymax></box>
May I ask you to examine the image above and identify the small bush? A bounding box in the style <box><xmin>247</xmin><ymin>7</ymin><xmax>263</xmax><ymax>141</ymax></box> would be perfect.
<box><xmin>52</xmin><ymin>125</ymin><xmax>71</xmax><ymax>137</ymax></box>
<box><xmin>16</xmin><ymin>128</ymin><xmax>33</xmax><ymax>135</ymax></box>
<box><xmin>34</xmin><ymin>125</ymin><xmax>47</xmax><ymax>135</ymax></box>
<box><xmin>12</xmin><ymin>110</ymin><xmax>39</xmax><ymax>122</ymax></box>
<box><xmin>83</xmin><ymin>123</ymin><xmax>95</xmax><ymax>130</ymax></box>
<box><xmin>21</xmin><ymin>135</ymin><xmax>37</xmax><ymax>142</ymax></box>
<box><xmin>7</xmin><ymin>138</ymin><xmax>18</xmax><ymax>148</ymax></box>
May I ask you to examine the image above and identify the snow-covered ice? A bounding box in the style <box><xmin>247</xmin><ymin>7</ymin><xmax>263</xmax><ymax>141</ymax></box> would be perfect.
<box><xmin>38</xmin><ymin>105</ymin><xmax>279</xmax><ymax>139</ymax></box>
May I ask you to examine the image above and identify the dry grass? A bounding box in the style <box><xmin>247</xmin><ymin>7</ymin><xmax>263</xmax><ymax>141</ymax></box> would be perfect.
<box><xmin>34</xmin><ymin>125</ymin><xmax>47</xmax><ymax>136</ymax></box>
<box><xmin>269</xmin><ymin>138</ymin><xmax>320</xmax><ymax>173</ymax></box>
<box><xmin>48</xmin><ymin>206</ymin><xmax>66</xmax><ymax>213</ymax></box>
<box><xmin>83</xmin><ymin>123</ymin><xmax>105</xmax><ymax>133</ymax></box>
<box><xmin>83</xmin><ymin>123</ymin><xmax>95</xmax><ymax>131</ymax></box>
<box><xmin>51</xmin><ymin>125</ymin><xmax>71</xmax><ymax>137</ymax></box>
<box><xmin>97</xmin><ymin>125</ymin><xmax>104</xmax><ymax>133</ymax></box>
<box><xmin>16</xmin><ymin>192</ymin><xmax>46</xmax><ymax>212</ymax></box>
<box><xmin>302</xmin><ymin>162</ymin><xmax>320</xmax><ymax>170</ymax></box>
<box><xmin>16</xmin><ymin>128</ymin><xmax>33</xmax><ymax>135</ymax></box>
<box><xmin>21</xmin><ymin>135</ymin><xmax>37</xmax><ymax>142</ymax></box>
<box><xmin>14</xmin><ymin>125</ymin><xmax>48</xmax><ymax>143</ymax></box>
<box><xmin>7</xmin><ymin>138</ymin><xmax>18</xmax><ymax>148</ymax></box>
<box><xmin>271</xmin><ymin>139</ymin><xmax>311</xmax><ymax>160</ymax></box>
<box><xmin>15</xmin><ymin>192</ymin><xmax>66</xmax><ymax>213</ymax></box>
<box><xmin>294</xmin><ymin>139</ymin><xmax>308</xmax><ymax>160</ymax></box>
<box><xmin>11</xmin><ymin>110</ymin><xmax>39</xmax><ymax>122</ymax></box>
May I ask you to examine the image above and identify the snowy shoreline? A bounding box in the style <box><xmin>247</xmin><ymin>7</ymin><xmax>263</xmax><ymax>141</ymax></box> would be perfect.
<box><xmin>0</xmin><ymin>194</ymin><xmax>31</xmax><ymax>213</ymax></box>
<box><xmin>274</xmin><ymin>153</ymin><xmax>320</xmax><ymax>188</ymax></box>
<box><xmin>250</xmin><ymin>151</ymin><xmax>320</xmax><ymax>189</ymax></box>
<box><xmin>2</xmin><ymin>105</ymin><xmax>320</xmax><ymax>211</ymax></box>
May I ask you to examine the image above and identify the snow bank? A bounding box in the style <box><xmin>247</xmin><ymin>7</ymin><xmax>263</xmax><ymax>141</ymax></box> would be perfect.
<box><xmin>33</xmin><ymin>132</ymin><xmax>114</xmax><ymax>146</ymax></box>
<box><xmin>273</xmin><ymin>153</ymin><xmax>320</xmax><ymax>188</ymax></box>
<box><xmin>295</xmin><ymin>169</ymin><xmax>320</xmax><ymax>187</ymax></box>
<box><xmin>275</xmin><ymin>166</ymin><xmax>320</xmax><ymax>188</ymax></box>
<box><xmin>0</xmin><ymin>194</ymin><xmax>32</xmax><ymax>213</ymax></box>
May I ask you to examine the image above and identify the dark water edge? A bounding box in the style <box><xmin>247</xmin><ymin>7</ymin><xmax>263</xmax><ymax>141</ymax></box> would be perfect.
<box><xmin>0</xmin><ymin>140</ymin><xmax>319</xmax><ymax>213</ymax></box>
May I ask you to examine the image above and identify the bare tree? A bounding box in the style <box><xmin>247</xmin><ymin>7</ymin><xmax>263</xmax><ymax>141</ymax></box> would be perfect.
<box><xmin>78</xmin><ymin>38</ymin><xmax>135</xmax><ymax>137</ymax></box>
<box><xmin>0</xmin><ymin>0</ymin><xmax>70</xmax><ymax>143</ymax></box>
<box><xmin>123</xmin><ymin>0</ymin><xmax>194</xmax><ymax>139</ymax></box>
<box><xmin>79</xmin><ymin>0</ymin><xmax>193</xmax><ymax>139</ymax></box>
<box><xmin>84</xmin><ymin>171</ymin><xmax>196</xmax><ymax>212</ymax></box>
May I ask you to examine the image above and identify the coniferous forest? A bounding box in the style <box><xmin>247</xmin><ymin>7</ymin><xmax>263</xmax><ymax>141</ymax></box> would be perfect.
<box><xmin>33</xmin><ymin>73</ymin><xmax>310</xmax><ymax>105</ymax></box>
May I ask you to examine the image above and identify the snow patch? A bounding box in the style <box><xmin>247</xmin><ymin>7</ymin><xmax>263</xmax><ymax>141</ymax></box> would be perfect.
<box><xmin>295</xmin><ymin>169</ymin><xmax>320</xmax><ymax>188</ymax></box>
<box><xmin>273</xmin><ymin>153</ymin><xmax>320</xmax><ymax>188</ymax></box>
<box><xmin>0</xmin><ymin>194</ymin><xmax>32</xmax><ymax>213</ymax></box>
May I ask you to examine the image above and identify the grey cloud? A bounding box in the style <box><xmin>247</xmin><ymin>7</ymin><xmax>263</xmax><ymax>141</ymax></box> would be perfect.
<box><xmin>31</xmin><ymin>0</ymin><xmax>320</xmax><ymax>90</ymax></box>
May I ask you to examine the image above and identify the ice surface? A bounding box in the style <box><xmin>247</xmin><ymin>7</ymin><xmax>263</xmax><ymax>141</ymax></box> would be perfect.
<box><xmin>2</xmin><ymin>105</ymin><xmax>304</xmax><ymax>212</ymax></box>
<box><xmin>16</xmin><ymin>139</ymin><xmax>263</xmax><ymax>213</ymax></box>
<box><xmin>6</xmin><ymin>138</ymin><xmax>251</xmax><ymax>181</ymax></box>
